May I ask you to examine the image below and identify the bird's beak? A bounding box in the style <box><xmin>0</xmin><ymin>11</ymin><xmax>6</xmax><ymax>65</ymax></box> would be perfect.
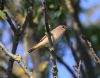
<box><xmin>63</xmin><ymin>25</ymin><xmax>72</xmax><ymax>31</ymax></box>
<box><xmin>67</xmin><ymin>27</ymin><xmax>72</xmax><ymax>31</ymax></box>
<box><xmin>63</xmin><ymin>25</ymin><xmax>67</xmax><ymax>29</ymax></box>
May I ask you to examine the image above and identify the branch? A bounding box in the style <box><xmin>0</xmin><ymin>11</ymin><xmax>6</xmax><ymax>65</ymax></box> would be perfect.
<box><xmin>0</xmin><ymin>2</ymin><xmax>20</xmax><ymax>77</ymax></box>
<box><xmin>0</xmin><ymin>42</ymin><xmax>20</xmax><ymax>60</ymax></box>
<box><xmin>65</xmin><ymin>34</ymin><xmax>87</xmax><ymax>78</ymax></box>
<box><xmin>63</xmin><ymin>0</ymin><xmax>96</xmax><ymax>78</ymax></box>
<box><xmin>3</xmin><ymin>1</ymin><xmax>33</xmax><ymax>77</ymax></box>
<box><xmin>7</xmin><ymin>35</ymin><xmax>20</xmax><ymax>78</ymax></box>
<box><xmin>41</xmin><ymin>0</ymin><xmax>58</xmax><ymax>78</ymax></box>
<box><xmin>56</xmin><ymin>55</ymin><xmax>77</xmax><ymax>78</ymax></box>
<box><xmin>86</xmin><ymin>40</ymin><xmax>100</xmax><ymax>64</ymax></box>
<box><xmin>73</xmin><ymin>60</ymin><xmax>82</xmax><ymax>78</ymax></box>
<box><xmin>0</xmin><ymin>42</ymin><xmax>33</xmax><ymax>78</ymax></box>
<box><xmin>77</xmin><ymin>60</ymin><xmax>82</xmax><ymax>78</ymax></box>
<box><xmin>0</xmin><ymin>0</ymin><xmax>5</xmax><ymax>10</ymax></box>
<box><xmin>5</xmin><ymin>12</ymin><xmax>17</xmax><ymax>33</ymax></box>
<box><xmin>21</xmin><ymin>2</ymin><xmax>33</xmax><ymax>34</ymax></box>
<box><xmin>1</xmin><ymin>1</ymin><xmax>34</xmax><ymax>78</ymax></box>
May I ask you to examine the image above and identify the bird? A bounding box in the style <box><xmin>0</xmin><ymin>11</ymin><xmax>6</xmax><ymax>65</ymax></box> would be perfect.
<box><xmin>28</xmin><ymin>25</ymin><xmax>67</xmax><ymax>53</ymax></box>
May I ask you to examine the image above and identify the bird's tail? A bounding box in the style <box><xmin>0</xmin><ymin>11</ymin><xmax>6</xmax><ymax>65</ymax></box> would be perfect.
<box><xmin>28</xmin><ymin>47</ymin><xmax>36</xmax><ymax>53</ymax></box>
<box><xmin>28</xmin><ymin>43</ymin><xmax>44</xmax><ymax>53</ymax></box>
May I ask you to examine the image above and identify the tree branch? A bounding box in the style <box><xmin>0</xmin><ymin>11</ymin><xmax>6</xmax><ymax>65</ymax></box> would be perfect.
<box><xmin>77</xmin><ymin>60</ymin><xmax>82</xmax><ymax>78</ymax></box>
<box><xmin>0</xmin><ymin>0</ymin><xmax>5</xmax><ymax>10</ymax></box>
<box><xmin>3</xmin><ymin>1</ymin><xmax>33</xmax><ymax>77</ymax></box>
<box><xmin>41</xmin><ymin>0</ymin><xmax>58</xmax><ymax>78</ymax></box>
<box><xmin>56</xmin><ymin>55</ymin><xmax>77</xmax><ymax>78</ymax></box>
<box><xmin>85</xmin><ymin>40</ymin><xmax>100</xmax><ymax>64</ymax></box>
<box><xmin>65</xmin><ymin>33</ymin><xmax>87</xmax><ymax>78</ymax></box>
<box><xmin>63</xmin><ymin>0</ymin><xmax>96</xmax><ymax>78</ymax></box>
<box><xmin>0</xmin><ymin>42</ymin><xmax>33</xmax><ymax>78</ymax></box>
<box><xmin>21</xmin><ymin>6</ymin><xmax>33</xmax><ymax>34</ymax></box>
<box><xmin>5</xmin><ymin>12</ymin><xmax>17</xmax><ymax>33</ymax></box>
<box><xmin>73</xmin><ymin>60</ymin><xmax>82</xmax><ymax>78</ymax></box>
<box><xmin>7</xmin><ymin>35</ymin><xmax>20</xmax><ymax>78</ymax></box>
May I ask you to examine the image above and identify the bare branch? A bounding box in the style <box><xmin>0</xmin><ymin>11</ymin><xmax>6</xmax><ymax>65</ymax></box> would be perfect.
<box><xmin>18</xmin><ymin>61</ymin><xmax>34</xmax><ymax>78</ymax></box>
<box><xmin>5</xmin><ymin>12</ymin><xmax>17</xmax><ymax>33</ymax></box>
<box><xmin>86</xmin><ymin>40</ymin><xmax>100</xmax><ymax>64</ymax></box>
<box><xmin>0</xmin><ymin>42</ymin><xmax>34</xmax><ymax>78</ymax></box>
<box><xmin>0</xmin><ymin>0</ymin><xmax>5</xmax><ymax>10</ymax></box>
<box><xmin>41</xmin><ymin>0</ymin><xmax>58</xmax><ymax>78</ymax></box>
<box><xmin>63</xmin><ymin>0</ymin><xmax>96</xmax><ymax>78</ymax></box>
<box><xmin>1</xmin><ymin>1</ymin><xmax>21</xmax><ymax>77</ymax></box>
<box><xmin>65</xmin><ymin>34</ymin><xmax>87</xmax><ymax>78</ymax></box>
<box><xmin>7</xmin><ymin>35</ymin><xmax>20</xmax><ymax>78</ymax></box>
<box><xmin>77</xmin><ymin>60</ymin><xmax>82</xmax><ymax>78</ymax></box>
<box><xmin>73</xmin><ymin>60</ymin><xmax>82</xmax><ymax>78</ymax></box>
<box><xmin>56</xmin><ymin>55</ymin><xmax>77</xmax><ymax>78</ymax></box>
<box><xmin>21</xmin><ymin>2</ymin><xmax>33</xmax><ymax>34</ymax></box>
<box><xmin>3</xmin><ymin>1</ymin><xmax>33</xmax><ymax>77</ymax></box>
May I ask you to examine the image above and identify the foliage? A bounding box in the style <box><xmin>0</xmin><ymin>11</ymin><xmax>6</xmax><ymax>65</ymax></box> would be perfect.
<box><xmin>0</xmin><ymin>0</ymin><xmax>100</xmax><ymax>78</ymax></box>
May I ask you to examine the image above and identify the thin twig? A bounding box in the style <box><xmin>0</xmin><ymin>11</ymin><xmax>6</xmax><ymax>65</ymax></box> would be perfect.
<box><xmin>65</xmin><ymin>34</ymin><xmax>87</xmax><ymax>78</ymax></box>
<box><xmin>1</xmin><ymin>1</ymin><xmax>34</xmax><ymax>78</ymax></box>
<box><xmin>73</xmin><ymin>60</ymin><xmax>82</xmax><ymax>78</ymax></box>
<box><xmin>0</xmin><ymin>1</ymin><xmax>20</xmax><ymax>77</ymax></box>
<box><xmin>63</xmin><ymin>0</ymin><xmax>96</xmax><ymax>78</ymax></box>
<box><xmin>86</xmin><ymin>40</ymin><xmax>100</xmax><ymax>64</ymax></box>
<box><xmin>77</xmin><ymin>60</ymin><xmax>82</xmax><ymax>78</ymax></box>
<box><xmin>21</xmin><ymin>6</ymin><xmax>33</xmax><ymax>34</ymax></box>
<box><xmin>41</xmin><ymin>0</ymin><xmax>58</xmax><ymax>78</ymax></box>
<box><xmin>0</xmin><ymin>42</ymin><xmax>19</xmax><ymax>60</ymax></box>
<box><xmin>0</xmin><ymin>0</ymin><xmax>5</xmax><ymax>10</ymax></box>
<box><xmin>56</xmin><ymin>55</ymin><xmax>77</xmax><ymax>78</ymax></box>
<box><xmin>3</xmin><ymin>1</ymin><xmax>33</xmax><ymax>77</ymax></box>
<box><xmin>0</xmin><ymin>42</ymin><xmax>33</xmax><ymax>78</ymax></box>
<box><xmin>5</xmin><ymin>12</ymin><xmax>17</xmax><ymax>33</ymax></box>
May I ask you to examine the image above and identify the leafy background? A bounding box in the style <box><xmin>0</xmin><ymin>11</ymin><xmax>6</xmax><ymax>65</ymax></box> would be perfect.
<box><xmin>0</xmin><ymin>0</ymin><xmax>100</xmax><ymax>78</ymax></box>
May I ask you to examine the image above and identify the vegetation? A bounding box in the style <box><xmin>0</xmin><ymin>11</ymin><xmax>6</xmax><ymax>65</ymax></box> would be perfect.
<box><xmin>0</xmin><ymin>0</ymin><xmax>100</xmax><ymax>78</ymax></box>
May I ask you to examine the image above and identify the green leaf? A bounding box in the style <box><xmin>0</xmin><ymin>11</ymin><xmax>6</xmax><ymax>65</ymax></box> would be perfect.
<box><xmin>0</xmin><ymin>10</ymin><xmax>7</xmax><ymax>20</ymax></box>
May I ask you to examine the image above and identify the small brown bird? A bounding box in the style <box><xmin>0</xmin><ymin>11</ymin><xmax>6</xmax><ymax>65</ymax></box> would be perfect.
<box><xmin>28</xmin><ymin>25</ymin><xmax>67</xmax><ymax>53</ymax></box>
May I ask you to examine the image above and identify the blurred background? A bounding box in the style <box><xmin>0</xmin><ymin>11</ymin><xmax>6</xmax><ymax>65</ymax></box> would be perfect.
<box><xmin>0</xmin><ymin>0</ymin><xmax>100</xmax><ymax>78</ymax></box>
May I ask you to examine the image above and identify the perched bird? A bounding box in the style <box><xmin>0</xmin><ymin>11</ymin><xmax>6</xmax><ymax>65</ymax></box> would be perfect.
<box><xmin>28</xmin><ymin>25</ymin><xmax>67</xmax><ymax>53</ymax></box>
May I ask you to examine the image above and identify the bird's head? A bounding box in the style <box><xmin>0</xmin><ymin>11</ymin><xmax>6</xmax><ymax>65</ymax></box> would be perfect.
<box><xmin>58</xmin><ymin>25</ymin><xmax>72</xmax><ymax>31</ymax></box>
<box><xmin>56</xmin><ymin>25</ymin><xmax>67</xmax><ymax>31</ymax></box>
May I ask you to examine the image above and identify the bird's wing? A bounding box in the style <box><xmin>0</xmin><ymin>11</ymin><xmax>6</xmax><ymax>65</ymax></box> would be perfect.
<box><xmin>39</xmin><ymin>32</ymin><xmax>55</xmax><ymax>42</ymax></box>
<box><xmin>39</xmin><ymin>35</ymin><xmax>47</xmax><ymax>42</ymax></box>
<box><xmin>39</xmin><ymin>29</ymin><xmax>56</xmax><ymax>42</ymax></box>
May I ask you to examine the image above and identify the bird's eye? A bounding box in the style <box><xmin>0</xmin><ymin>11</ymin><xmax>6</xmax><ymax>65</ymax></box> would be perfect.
<box><xmin>62</xmin><ymin>25</ymin><xmax>66</xmax><ymax>28</ymax></box>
